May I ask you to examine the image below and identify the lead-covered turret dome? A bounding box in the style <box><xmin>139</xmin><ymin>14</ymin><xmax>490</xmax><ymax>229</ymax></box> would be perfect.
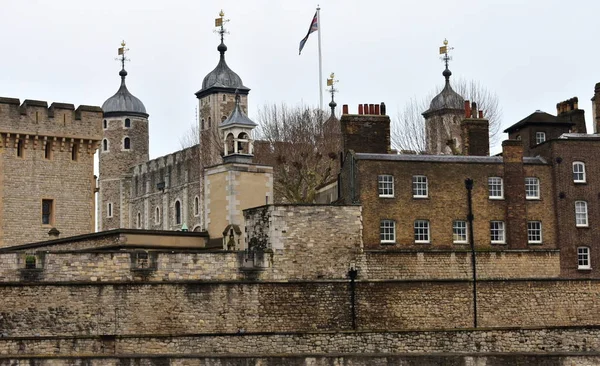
<box><xmin>102</xmin><ymin>68</ymin><xmax>148</xmax><ymax>118</ymax></box>
<box><xmin>195</xmin><ymin>41</ymin><xmax>249</xmax><ymax>99</ymax></box>
<box><xmin>423</xmin><ymin>68</ymin><xmax>464</xmax><ymax>116</ymax></box>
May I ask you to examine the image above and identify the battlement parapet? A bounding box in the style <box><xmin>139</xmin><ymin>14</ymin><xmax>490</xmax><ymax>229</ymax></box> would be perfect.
<box><xmin>0</xmin><ymin>97</ymin><xmax>103</xmax><ymax>141</ymax></box>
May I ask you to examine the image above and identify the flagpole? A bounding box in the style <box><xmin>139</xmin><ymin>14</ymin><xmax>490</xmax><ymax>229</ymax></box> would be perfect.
<box><xmin>317</xmin><ymin>5</ymin><xmax>323</xmax><ymax>111</ymax></box>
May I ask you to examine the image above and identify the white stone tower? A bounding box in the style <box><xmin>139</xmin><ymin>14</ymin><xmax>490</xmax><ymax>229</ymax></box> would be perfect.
<box><xmin>98</xmin><ymin>42</ymin><xmax>149</xmax><ymax>231</ymax></box>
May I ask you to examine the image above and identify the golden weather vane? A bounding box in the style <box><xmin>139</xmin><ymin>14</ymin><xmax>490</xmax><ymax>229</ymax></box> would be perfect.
<box><xmin>439</xmin><ymin>38</ymin><xmax>454</xmax><ymax>70</ymax></box>
<box><xmin>214</xmin><ymin>10</ymin><xmax>230</xmax><ymax>43</ymax></box>
<box><xmin>117</xmin><ymin>40</ymin><xmax>130</xmax><ymax>70</ymax></box>
<box><xmin>327</xmin><ymin>72</ymin><xmax>339</xmax><ymax>112</ymax></box>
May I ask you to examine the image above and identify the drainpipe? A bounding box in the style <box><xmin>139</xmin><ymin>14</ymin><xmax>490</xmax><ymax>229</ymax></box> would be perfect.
<box><xmin>465</xmin><ymin>178</ymin><xmax>478</xmax><ymax>328</ymax></box>
<box><xmin>348</xmin><ymin>265</ymin><xmax>358</xmax><ymax>330</ymax></box>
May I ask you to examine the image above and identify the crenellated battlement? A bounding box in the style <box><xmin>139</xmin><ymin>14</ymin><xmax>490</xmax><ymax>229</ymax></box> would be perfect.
<box><xmin>0</xmin><ymin>97</ymin><xmax>103</xmax><ymax>142</ymax></box>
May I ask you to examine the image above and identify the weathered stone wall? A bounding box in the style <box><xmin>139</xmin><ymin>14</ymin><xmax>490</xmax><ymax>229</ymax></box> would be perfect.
<box><xmin>0</xmin><ymin>98</ymin><xmax>102</xmax><ymax>247</ymax></box>
<box><xmin>2</xmin><ymin>327</ymin><xmax>600</xmax><ymax>363</ymax></box>
<box><xmin>2</xmin><ymin>280</ymin><xmax>600</xmax><ymax>338</ymax></box>
<box><xmin>244</xmin><ymin>205</ymin><xmax>363</xmax><ymax>279</ymax></box>
<box><xmin>363</xmin><ymin>250</ymin><xmax>560</xmax><ymax>280</ymax></box>
<box><xmin>130</xmin><ymin>145</ymin><xmax>202</xmax><ymax>231</ymax></box>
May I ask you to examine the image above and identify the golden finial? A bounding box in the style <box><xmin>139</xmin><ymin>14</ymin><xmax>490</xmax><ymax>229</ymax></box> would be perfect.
<box><xmin>219</xmin><ymin>9</ymin><xmax>224</xmax><ymax>17</ymax></box>
<box><xmin>443</xmin><ymin>38</ymin><xmax>448</xmax><ymax>46</ymax></box>
<box><xmin>121</xmin><ymin>40</ymin><xmax>126</xmax><ymax>48</ymax></box>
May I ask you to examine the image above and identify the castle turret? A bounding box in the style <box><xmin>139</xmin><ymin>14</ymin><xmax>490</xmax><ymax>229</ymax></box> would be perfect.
<box><xmin>220</xmin><ymin>93</ymin><xmax>257</xmax><ymax>164</ymax></box>
<box><xmin>422</xmin><ymin>39</ymin><xmax>465</xmax><ymax>155</ymax></box>
<box><xmin>98</xmin><ymin>42</ymin><xmax>149</xmax><ymax>231</ymax></box>
<box><xmin>196</xmin><ymin>10</ymin><xmax>250</xmax><ymax>165</ymax></box>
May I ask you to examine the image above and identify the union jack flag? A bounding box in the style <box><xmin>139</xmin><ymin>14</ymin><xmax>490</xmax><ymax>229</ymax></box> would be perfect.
<box><xmin>299</xmin><ymin>11</ymin><xmax>318</xmax><ymax>55</ymax></box>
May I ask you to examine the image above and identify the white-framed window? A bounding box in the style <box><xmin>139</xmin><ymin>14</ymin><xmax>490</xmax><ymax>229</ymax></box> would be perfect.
<box><xmin>535</xmin><ymin>131</ymin><xmax>546</xmax><ymax>145</ymax></box>
<box><xmin>414</xmin><ymin>220</ymin><xmax>430</xmax><ymax>243</ymax></box>
<box><xmin>527</xmin><ymin>221</ymin><xmax>542</xmax><ymax>244</ymax></box>
<box><xmin>194</xmin><ymin>196</ymin><xmax>200</xmax><ymax>216</ymax></box>
<box><xmin>575</xmin><ymin>201</ymin><xmax>588</xmax><ymax>227</ymax></box>
<box><xmin>525</xmin><ymin>177</ymin><xmax>540</xmax><ymax>199</ymax></box>
<box><xmin>378</xmin><ymin>175</ymin><xmax>394</xmax><ymax>197</ymax></box>
<box><xmin>453</xmin><ymin>220</ymin><xmax>468</xmax><ymax>244</ymax></box>
<box><xmin>155</xmin><ymin>206</ymin><xmax>161</xmax><ymax>225</ymax></box>
<box><xmin>490</xmin><ymin>221</ymin><xmax>505</xmax><ymax>244</ymax></box>
<box><xmin>107</xmin><ymin>202</ymin><xmax>113</xmax><ymax>218</ymax></box>
<box><xmin>380</xmin><ymin>220</ymin><xmax>395</xmax><ymax>244</ymax></box>
<box><xmin>412</xmin><ymin>175</ymin><xmax>428</xmax><ymax>198</ymax></box>
<box><xmin>573</xmin><ymin>162</ymin><xmax>586</xmax><ymax>183</ymax></box>
<box><xmin>578</xmin><ymin>247</ymin><xmax>591</xmax><ymax>269</ymax></box>
<box><xmin>488</xmin><ymin>177</ymin><xmax>503</xmax><ymax>199</ymax></box>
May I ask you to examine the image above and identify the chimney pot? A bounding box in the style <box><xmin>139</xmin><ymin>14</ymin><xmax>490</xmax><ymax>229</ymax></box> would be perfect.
<box><xmin>369</xmin><ymin>104</ymin><xmax>375</xmax><ymax>115</ymax></box>
<box><xmin>358</xmin><ymin>104</ymin><xmax>363</xmax><ymax>115</ymax></box>
<box><xmin>343</xmin><ymin>104</ymin><xmax>349</xmax><ymax>115</ymax></box>
<box><xmin>471</xmin><ymin>102</ymin><xmax>477</xmax><ymax>118</ymax></box>
<box><xmin>363</xmin><ymin>104</ymin><xmax>369</xmax><ymax>114</ymax></box>
<box><xmin>478</xmin><ymin>110</ymin><xmax>483</xmax><ymax>118</ymax></box>
<box><xmin>464</xmin><ymin>100</ymin><xmax>471</xmax><ymax>119</ymax></box>
<box><xmin>380</xmin><ymin>102</ymin><xmax>386</xmax><ymax>115</ymax></box>
<box><xmin>374</xmin><ymin>104</ymin><xmax>380</xmax><ymax>115</ymax></box>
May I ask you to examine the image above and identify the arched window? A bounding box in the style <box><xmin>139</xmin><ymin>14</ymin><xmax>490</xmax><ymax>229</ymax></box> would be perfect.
<box><xmin>44</xmin><ymin>142</ymin><xmax>52</xmax><ymax>160</ymax></box>
<box><xmin>222</xmin><ymin>95</ymin><xmax>226</xmax><ymax>102</ymax></box>
<box><xmin>208</xmin><ymin>117</ymin><xmax>212</xmax><ymax>128</ymax></box>
<box><xmin>573</xmin><ymin>161</ymin><xmax>586</xmax><ymax>183</ymax></box>
<box><xmin>103</xmin><ymin>119</ymin><xmax>107</xmax><ymax>129</ymax></box>
<box><xmin>16</xmin><ymin>139</ymin><xmax>23</xmax><ymax>157</ymax></box>
<box><xmin>107</xmin><ymin>202</ymin><xmax>113</xmax><ymax>218</ymax></box>
<box><xmin>123</xmin><ymin>137</ymin><xmax>131</xmax><ymax>150</ymax></box>
<box><xmin>201</xmin><ymin>119</ymin><xmax>205</xmax><ymax>130</ymax></box>
<box><xmin>102</xmin><ymin>139</ymin><xmax>108</xmax><ymax>152</ymax></box>
<box><xmin>124</xmin><ymin>118</ymin><xmax>131</xmax><ymax>128</ymax></box>
<box><xmin>71</xmin><ymin>143</ymin><xmax>78</xmax><ymax>161</ymax></box>
<box><xmin>155</xmin><ymin>206</ymin><xmax>161</xmax><ymax>224</ymax></box>
<box><xmin>225</xmin><ymin>133</ymin><xmax>235</xmax><ymax>155</ymax></box>
<box><xmin>136</xmin><ymin>212</ymin><xmax>142</xmax><ymax>229</ymax></box>
<box><xmin>238</xmin><ymin>132</ymin><xmax>249</xmax><ymax>153</ymax></box>
<box><xmin>175</xmin><ymin>200</ymin><xmax>181</xmax><ymax>225</ymax></box>
<box><xmin>194</xmin><ymin>196</ymin><xmax>199</xmax><ymax>216</ymax></box>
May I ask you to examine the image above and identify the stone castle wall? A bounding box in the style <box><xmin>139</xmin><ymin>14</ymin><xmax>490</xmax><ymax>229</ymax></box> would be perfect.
<box><xmin>0</xmin><ymin>98</ymin><xmax>102</xmax><ymax>247</ymax></box>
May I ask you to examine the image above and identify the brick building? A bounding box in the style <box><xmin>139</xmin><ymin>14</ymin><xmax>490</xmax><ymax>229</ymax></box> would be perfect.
<box><xmin>336</xmin><ymin>74</ymin><xmax>600</xmax><ymax>278</ymax></box>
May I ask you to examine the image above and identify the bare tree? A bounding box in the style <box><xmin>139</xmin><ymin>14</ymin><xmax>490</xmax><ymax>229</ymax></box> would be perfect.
<box><xmin>392</xmin><ymin>78</ymin><xmax>502</xmax><ymax>153</ymax></box>
<box><xmin>179</xmin><ymin>122</ymin><xmax>200</xmax><ymax>149</ymax></box>
<box><xmin>254</xmin><ymin>104</ymin><xmax>339</xmax><ymax>203</ymax></box>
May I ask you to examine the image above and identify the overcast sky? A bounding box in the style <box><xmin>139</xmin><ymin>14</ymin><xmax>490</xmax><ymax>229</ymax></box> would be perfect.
<box><xmin>1</xmin><ymin>0</ymin><xmax>599</xmax><ymax>158</ymax></box>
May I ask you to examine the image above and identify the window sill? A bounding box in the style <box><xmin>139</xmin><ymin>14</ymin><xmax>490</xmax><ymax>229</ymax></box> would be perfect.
<box><xmin>378</xmin><ymin>195</ymin><xmax>395</xmax><ymax>199</ymax></box>
<box><xmin>576</xmin><ymin>225</ymin><xmax>590</xmax><ymax>229</ymax></box>
<box><xmin>526</xmin><ymin>198</ymin><xmax>541</xmax><ymax>201</ymax></box>
<box><xmin>528</xmin><ymin>242</ymin><xmax>543</xmax><ymax>245</ymax></box>
<box><xmin>489</xmin><ymin>197</ymin><xmax>504</xmax><ymax>200</ymax></box>
<box><xmin>574</xmin><ymin>181</ymin><xmax>587</xmax><ymax>185</ymax></box>
<box><xmin>380</xmin><ymin>242</ymin><xmax>396</xmax><ymax>245</ymax></box>
<box><xmin>578</xmin><ymin>267</ymin><xmax>592</xmax><ymax>271</ymax></box>
<box><xmin>491</xmin><ymin>242</ymin><xmax>507</xmax><ymax>245</ymax></box>
<box><xmin>453</xmin><ymin>242</ymin><xmax>468</xmax><ymax>245</ymax></box>
<box><xmin>415</xmin><ymin>241</ymin><xmax>430</xmax><ymax>244</ymax></box>
<box><xmin>412</xmin><ymin>196</ymin><xmax>429</xmax><ymax>199</ymax></box>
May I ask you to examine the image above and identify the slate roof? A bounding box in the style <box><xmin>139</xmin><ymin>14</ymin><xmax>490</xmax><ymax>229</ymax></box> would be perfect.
<box><xmin>102</xmin><ymin>69</ymin><xmax>148</xmax><ymax>118</ymax></box>
<box><xmin>504</xmin><ymin>110</ymin><xmax>573</xmax><ymax>133</ymax></box>
<box><xmin>355</xmin><ymin>153</ymin><xmax>547</xmax><ymax>165</ymax></box>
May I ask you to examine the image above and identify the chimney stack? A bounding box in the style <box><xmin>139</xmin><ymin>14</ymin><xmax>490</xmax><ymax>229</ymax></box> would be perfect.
<box><xmin>557</xmin><ymin>96</ymin><xmax>586</xmax><ymax>133</ymax></box>
<box><xmin>460</xmin><ymin>100</ymin><xmax>489</xmax><ymax>156</ymax></box>
<box><xmin>341</xmin><ymin>102</ymin><xmax>390</xmax><ymax>154</ymax></box>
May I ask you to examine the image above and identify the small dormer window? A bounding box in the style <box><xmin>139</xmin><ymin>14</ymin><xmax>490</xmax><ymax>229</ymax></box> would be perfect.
<box><xmin>535</xmin><ymin>132</ymin><xmax>546</xmax><ymax>145</ymax></box>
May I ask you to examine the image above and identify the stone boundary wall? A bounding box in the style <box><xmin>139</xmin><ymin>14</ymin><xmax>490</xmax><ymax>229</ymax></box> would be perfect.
<box><xmin>363</xmin><ymin>250</ymin><xmax>560</xmax><ymax>279</ymax></box>
<box><xmin>0</xmin><ymin>249</ymin><xmax>560</xmax><ymax>283</ymax></box>
<box><xmin>1</xmin><ymin>356</ymin><xmax>600</xmax><ymax>366</ymax></box>
<box><xmin>0</xmin><ymin>327</ymin><xmax>599</xmax><ymax>357</ymax></box>
<box><xmin>2</xmin><ymin>281</ymin><xmax>600</xmax><ymax>337</ymax></box>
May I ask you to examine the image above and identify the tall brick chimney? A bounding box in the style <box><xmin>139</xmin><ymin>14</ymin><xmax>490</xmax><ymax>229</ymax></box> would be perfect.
<box><xmin>460</xmin><ymin>100</ymin><xmax>489</xmax><ymax>156</ymax></box>
<box><xmin>502</xmin><ymin>140</ymin><xmax>526</xmax><ymax>249</ymax></box>
<box><xmin>557</xmin><ymin>97</ymin><xmax>586</xmax><ymax>133</ymax></box>
<box><xmin>592</xmin><ymin>83</ymin><xmax>600</xmax><ymax>133</ymax></box>
<box><xmin>340</xmin><ymin>103</ymin><xmax>391</xmax><ymax>154</ymax></box>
